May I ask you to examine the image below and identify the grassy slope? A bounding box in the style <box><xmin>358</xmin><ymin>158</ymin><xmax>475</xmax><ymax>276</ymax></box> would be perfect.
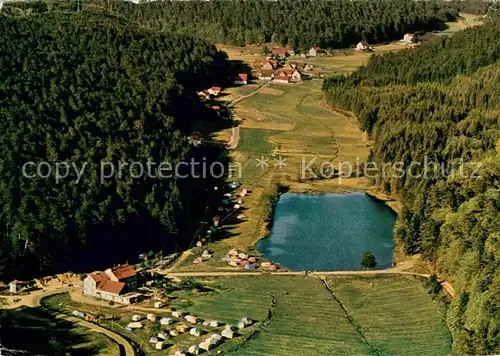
<box><xmin>182</xmin><ymin>275</ymin><xmax>452</xmax><ymax>355</ymax></box>
<box><xmin>327</xmin><ymin>276</ymin><xmax>452</xmax><ymax>355</ymax></box>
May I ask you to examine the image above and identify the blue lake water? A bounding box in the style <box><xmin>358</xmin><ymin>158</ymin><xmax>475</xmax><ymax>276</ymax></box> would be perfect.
<box><xmin>257</xmin><ymin>192</ymin><xmax>397</xmax><ymax>271</ymax></box>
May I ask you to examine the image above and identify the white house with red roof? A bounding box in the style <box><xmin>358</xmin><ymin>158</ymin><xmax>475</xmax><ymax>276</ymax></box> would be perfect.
<box><xmin>208</xmin><ymin>86</ymin><xmax>222</xmax><ymax>96</ymax></box>
<box><xmin>83</xmin><ymin>264</ymin><xmax>139</xmax><ymax>304</ymax></box>
<box><xmin>274</xmin><ymin>75</ymin><xmax>290</xmax><ymax>84</ymax></box>
<box><xmin>356</xmin><ymin>41</ymin><xmax>370</xmax><ymax>52</ymax></box>
<box><xmin>234</xmin><ymin>73</ymin><xmax>248</xmax><ymax>85</ymax></box>
<box><xmin>308</xmin><ymin>46</ymin><xmax>322</xmax><ymax>57</ymax></box>
<box><xmin>271</xmin><ymin>47</ymin><xmax>289</xmax><ymax>57</ymax></box>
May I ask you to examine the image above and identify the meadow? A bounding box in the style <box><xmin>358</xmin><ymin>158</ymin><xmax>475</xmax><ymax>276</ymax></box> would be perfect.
<box><xmin>183</xmin><ymin>275</ymin><xmax>452</xmax><ymax>355</ymax></box>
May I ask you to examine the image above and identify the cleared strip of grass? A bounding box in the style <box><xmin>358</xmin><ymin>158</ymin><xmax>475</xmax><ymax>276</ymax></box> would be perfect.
<box><xmin>326</xmin><ymin>275</ymin><xmax>452</xmax><ymax>356</ymax></box>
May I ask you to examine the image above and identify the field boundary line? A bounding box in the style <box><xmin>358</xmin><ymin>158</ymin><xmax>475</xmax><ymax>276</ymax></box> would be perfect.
<box><xmin>321</xmin><ymin>278</ymin><xmax>380</xmax><ymax>356</ymax></box>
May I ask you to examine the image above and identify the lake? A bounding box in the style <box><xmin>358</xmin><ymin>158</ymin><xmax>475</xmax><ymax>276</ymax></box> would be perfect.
<box><xmin>257</xmin><ymin>192</ymin><xmax>397</xmax><ymax>271</ymax></box>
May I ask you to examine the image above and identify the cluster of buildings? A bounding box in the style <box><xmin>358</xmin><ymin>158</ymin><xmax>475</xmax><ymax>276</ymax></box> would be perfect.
<box><xmin>255</xmin><ymin>57</ymin><xmax>320</xmax><ymax>83</ymax></box>
<box><xmin>83</xmin><ymin>264</ymin><xmax>141</xmax><ymax>305</ymax></box>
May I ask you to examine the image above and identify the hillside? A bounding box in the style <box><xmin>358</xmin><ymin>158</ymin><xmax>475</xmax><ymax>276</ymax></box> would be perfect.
<box><xmin>0</xmin><ymin>12</ymin><xmax>229</xmax><ymax>280</ymax></box>
<box><xmin>323</xmin><ymin>21</ymin><xmax>500</xmax><ymax>354</ymax></box>
<box><xmin>74</xmin><ymin>0</ymin><xmax>456</xmax><ymax>50</ymax></box>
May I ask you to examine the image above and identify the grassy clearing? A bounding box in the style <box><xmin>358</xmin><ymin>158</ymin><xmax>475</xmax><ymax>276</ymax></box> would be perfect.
<box><xmin>177</xmin><ymin>275</ymin><xmax>452</xmax><ymax>355</ymax></box>
<box><xmin>326</xmin><ymin>275</ymin><xmax>452</xmax><ymax>355</ymax></box>
<box><xmin>0</xmin><ymin>307</ymin><xmax>119</xmax><ymax>355</ymax></box>
<box><xmin>188</xmin><ymin>276</ymin><xmax>371</xmax><ymax>355</ymax></box>
<box><xmin>237</xmin><ymin>128</ymin><xmax>276</xmax><ymax>155</ymax></box>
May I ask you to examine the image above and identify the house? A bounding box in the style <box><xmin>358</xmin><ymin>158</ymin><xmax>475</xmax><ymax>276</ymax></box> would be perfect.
<box><xmin>155</xmin><ymin>342</ymin><xmax>165</xmax><ymax>350</ymax></box>
<box><xmin>286</xmin><ymin>61</ymin><xmax>298</xmax><ymax>69</ymax></box>
<box><xmin>9</xmin><ymin>280</ymin><xmax>22</xmax><ymax>294</ymax></box>
<box><xmin>274</xmin><ymin>75</ymin><xmax>290</xmax><ymax>84</ymax></box>
<box><xmin>127</xmin><ymin>322</ymin><xmax>143</xmax><ymax>329</ymax></box>
<box><xmin>83</xmin><ymin>265</ymin><xmax>139</xmax><ymax>304</ymax></box>
<box><xmin>208</xmin><ymin>86</ymin><xmax>222</xmax><ymax>96</ymax></box>
<box><xmin>197</xmin><ymin>90</ymin><xmax>211</xmax><ymax>99</ymax></box>
<box><xmin>308</xmin><ymin>46</ymin><xmax>322</xmax><ymax>57</ymax></box>
<box><xmin>261</xmin><ymin>61</ymin><xmax>274</xmax><ymax>70</ymax></box>
<box><xmin>185</xmin><ymin>315</ymin><xmax>198</xmax><ymax>324</ymax></box>
<box><xmin>402</xmin><ymin>33</ymin><xmax>415</xmax><ymax>43</ymax></box>
<box><xmin>303</xmin><ymin>64</ymin><xmax>314</xmax><ymax>72</ymax></box>
<box><xmin>258</xmin><ymin>70</ymin><xmax>275</xmax><ymax>80</ymax></box>
<box><xmin>271</xmin><ymin>47</ymin><xmax>288</xmax><ymax>57</ymax></box>
<box><xmin>280</xmin><ymin>69</ymin><xmax>301</xmax><ymax>81</ymax></box>
<box><xmin>356</xmin><ymin>41</ymin><xmax>370</xmax><ymax>52</ymax></box>
<box><xmin>234</xmin><ymin>73</ymin><xmax>248</xmax><ymax>85</ymax></box>
<box><xmin>105</xmin><ymin>264</ymin><xmax>137</xmax><ymax>290</ymax></box>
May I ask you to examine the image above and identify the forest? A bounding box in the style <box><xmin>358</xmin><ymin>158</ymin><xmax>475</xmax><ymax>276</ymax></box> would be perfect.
<box><xmin>323</xmin><ymin>22</ymin><xmax>500</xmax><ymax>354</ymax></box>
<box><xmin>10</xmin><ymin>0</ymin><xmax>458</xmax><ymax>50</ymax></box>
<box><xmin>0</xmin><ymin>11</ymin><xmax>231</xmax><ymax>280</ymax></box>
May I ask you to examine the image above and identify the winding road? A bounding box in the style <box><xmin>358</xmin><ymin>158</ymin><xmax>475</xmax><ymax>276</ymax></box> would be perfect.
<box><xmin>2</xmin><ymin>287</ymin><xmax>135</xmax><ymax>356</ymax></box>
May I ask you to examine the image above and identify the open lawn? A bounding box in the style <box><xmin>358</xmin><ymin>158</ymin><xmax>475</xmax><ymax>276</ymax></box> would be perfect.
<box><xmin>179</xmin><ymin>275</ymin><xmax>452</xmax><ymax>355</ymax></box>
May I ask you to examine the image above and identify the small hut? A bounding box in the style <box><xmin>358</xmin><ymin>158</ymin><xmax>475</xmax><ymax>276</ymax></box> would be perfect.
<box><xmin>188</xmin><ymin>345</ymin><xmax>201</xmax><ymax>355</ymax></box>
<box><xmin>9</xmin><ymin>280</ymin><xmax>22</xmax><ymax>294</ymax></box>
<box><xmin>160</xmin><ymin>317</ymin><xmax>175</xmax><ymax>325</ymax></box>
<box><xmin>185</xmin><ymin>315</ymin><xmax>198</xmax><ymax>324</ymax></box>
<box><xmin>209</xmin><ymin>320</ymin><xmax>220</xmax><ymax>327</ymax></box>
<box><xmin>154</xmin><ymin>301</ymin><xmax>164</xmax><ymax>309</ymax></box>
<box><xmin>155</xmin><ymin>342</ymin><xmax>165</xmax><ymax>350</ymax></box>
<box><xmin>172</xmin><ymin>311</ymin><xmax>184</xmax><ymax>318</ymax></box>
<box><xmin>132</xmin><ymin>315</ymin><xmax>143</xmax><ymax>322</ymax></box>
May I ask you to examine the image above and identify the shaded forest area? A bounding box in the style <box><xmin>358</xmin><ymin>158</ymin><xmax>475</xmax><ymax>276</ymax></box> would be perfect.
<box><xmin>6</xmin><ymin>0</ymin><xmax>459</xmax><ymax>50</ymax></box>
<box><xmin>0</xmin><ymin>11</ymin><xmax>232</xmax><ymax>280</ymax></box>
<box><xmin>323</xmin><ymin>22</ymin><xmax>500</xmax><ymax>354</ymax></box>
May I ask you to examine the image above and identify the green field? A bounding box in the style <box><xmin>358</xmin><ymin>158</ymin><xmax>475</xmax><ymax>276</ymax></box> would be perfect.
<box><xmin>182</xmin><ymin>275</ymin><xmax>452</xmax><ymax>355</ymax></box>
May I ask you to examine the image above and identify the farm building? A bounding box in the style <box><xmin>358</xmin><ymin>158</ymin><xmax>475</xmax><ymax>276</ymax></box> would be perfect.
<box><xmin>234</xmin><ymin>73</ymin><xmax>248</xmax><ymax>85</ymax></box>
<box><xmin>271</xmin><ymin>47</ymin><xmax>289</xmax><ymax>57</ymax></box>
<box><xmin>155</xmin><ymin>342</ymin><xmax>165</xmax><ymax>350</ymax></box>
<box><xmin>185</xmin><ymin>315</ymin><xmax>198</xmax><ymax>324</ymax></box>
<box><xmin>274</xmin><ymin>75</ymin><xmax>290</xmax><ymax>84</ymax></box>
<box><xmin>356</xmin><ymin>41</ymin><xmax>370</xmax><ymax>51</ymax></box>
<box><xmin>308</xmin><ymin>46</ymin><xmax>322</xmax><ymax>57</ymax></box>
<box><xmin>154</xmin><ymin>301</ymin><xmax>164</xmax><ymax>308</ymax></box>
<box><xmin>258</xmin><ymin>70</ymin><xmax>274</xmax><ymax>80</ymax></box>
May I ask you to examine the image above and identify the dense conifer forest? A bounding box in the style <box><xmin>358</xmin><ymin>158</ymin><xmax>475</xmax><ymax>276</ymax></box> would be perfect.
<box><xmin>0</xmin><ymin>12</ymin><xmax>230</xmax><ymax>279</ymax></box>
<box><xmin>93</xmin><ymin>0</ymin><xmax>457</xmax><ymax>49</ymax></box>
<box><xmin>323</xmin><ymin>22</ymin><xmax>500</xmax><ymax>354</ymax></box>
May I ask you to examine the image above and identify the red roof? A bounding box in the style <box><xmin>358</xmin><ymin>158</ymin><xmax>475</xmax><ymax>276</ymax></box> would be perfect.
<box><xmin>97</xmin><ymin>280</ymin><xmax>125</xmax><ymax>295</ymax></box>
<box><xmin>111</xmin><ymin>265</ymin><xmax>136</xmax><ymax>281</ymax></box>
<box><xmin>282</xmin><ymin>69</ymin><xmax>297</xmax><ymax>76</ymax></box>
<box><xmin>211</xmin><ymin>106</ymin><xmax>221</xmax><ymax>111</ymax></box>
<box><xmin>360</xmin><ymin>41</ymin><xmax>369</xmax><ymax>47</ymax></box>
<box><xmin>272</xmin><ymin>48</ymin><xmax>288</xmax><ymax>55</ymax></box>
<box><xmin>90</xmin><ymin>271</ymin><xmax>109</xmax><ymax>283</ymax></box>
<box><xmin>238</xmin><ymin>73</ymin><xmax>248</xmax><ymax>81</ymax></box>
<box><xmin>259</xmin><ymin>70</ymin><xmax>275</xmax><ymax>77</ymax></box>
<box><xmin>210</xmin><ymin>86</ymin><xmax>222</xmax><ymax>92</ymax></box>
<box><xmin>312</xmin><ymin>46</ymin><xmax>321</xmax><ymax>50</ymax></box>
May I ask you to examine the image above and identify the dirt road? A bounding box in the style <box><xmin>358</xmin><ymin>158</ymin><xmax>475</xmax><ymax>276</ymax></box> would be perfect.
<box><xmin>162</xmin><ymin>269</ymin><xmax>431</xmax><ymax>278</ymax></box>
<box><xmin>1</xmin><ymin>287</ymin><xmax>136</xmax><ymax>356</ymax></box>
